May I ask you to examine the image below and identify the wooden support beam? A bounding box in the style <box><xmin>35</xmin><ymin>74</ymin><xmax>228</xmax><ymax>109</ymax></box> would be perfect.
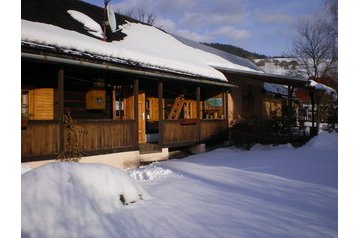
<box><xmin>133</xmin><ymin>79</ymin><xmax>139</xmax><ymax>146</ymax></box>
<box><xmin>224</xmin><ymin>90</ymin><xmax>228</xmax><ymax>124</ymax></box>
<box><xmin>196</xmin><ymin>86</ymin><xmax>201</xmax><ymax>141</ymax></box>
<box><xmin>158</xmin><ymin>81</ymin><xmax>163</xmax><ymax>147</ymax></box>
<box><xmin>287</xmin><ymin>86</ymin><xmax>292</xmax><ymax>125</ymax></box>
<box><xmin>309</xmin><ymin>92</ymin><xmax>315</xmax><ymax>128</ymax></box>
<box><xmin>316</xmin><ymin>95</ymin><xmax>321</xmax><ymax>132</ymax></box>
<box><xmin>196</xmin><ymin>86</ymin><xmax>201</xmax><ymax>119</ymax></box>
<box><xmin>57</xmin><ymin>69</ymin><xmax>64</xmax><ymax>154</ymax></box>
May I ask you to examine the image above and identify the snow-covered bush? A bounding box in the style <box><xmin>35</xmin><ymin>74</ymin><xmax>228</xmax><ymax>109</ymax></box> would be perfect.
<box><xmin>22</xmin><ymin>162</ymin><xmax>150</xmax><ymax>237</ymax></box>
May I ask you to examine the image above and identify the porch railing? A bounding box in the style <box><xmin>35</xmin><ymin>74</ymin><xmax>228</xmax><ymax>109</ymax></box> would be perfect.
<box><xmin>21</xmin><ymin>121</ymin><xmax>60</xmax><ymax>158</ymax></box>
<box><xmin>162</xmin><ymin>119</ymin><xmax>227</xmax><ymax>147</ymax></box>
<box><xmin>21</xmin><ymin>119</ymin><xmax>137</xmax><ymax>161</ymax></box>
<box><xmin>76</xmin><ymin>120</ymin><xmax>137</xmax><ymax>153</ymax></box>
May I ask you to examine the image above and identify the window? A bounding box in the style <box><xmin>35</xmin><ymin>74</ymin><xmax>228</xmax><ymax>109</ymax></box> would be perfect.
<box><xmin>21</xmin><ymin>88</ymin><xmax>55</xmax><ymax>120</ymax></box>
<box><xmin>203</xmin><ymin>93</ymin><xmax>225</xmax><ymax>119</ymax></box>
<box><xmin>21</xmin><ymin>90</ymin><xmax>29</xmax><ymax>119</ymax></box>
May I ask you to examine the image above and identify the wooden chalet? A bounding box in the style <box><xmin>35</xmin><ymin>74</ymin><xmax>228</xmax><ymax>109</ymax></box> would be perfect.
<box><xmin>21</xmin><ymin>0</ymin><xmax>331</xmax><ymax>169</ymax></box>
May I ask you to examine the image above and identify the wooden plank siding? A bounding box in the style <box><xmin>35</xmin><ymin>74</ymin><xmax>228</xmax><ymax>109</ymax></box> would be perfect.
<box><xmin>162</xmin><ymin>120</ymin><xmax>200</xmax><ymax>146</ymax></box>
<box><xmin>22</xmin><ymin>120</ymin><xmax>137</xmax><ymax>160</ymax></box>
<box><xmin>200</xmin><ymin>119</ymin><xmax>227</xmax><ymax>141</ymax></box>
<box><xmin>75</xmin><ymin>120</ymin><xmax>137</xmax><ymax>153</ymax></box>
<box><xmin>21</xmin><ymin>121</ymin><xmax>59</xmax><ymax>156</ymax></box>
<box><xmin>162</xmin><ymin>119</ymin><xmax>227</xmax><ymax>147</ymax></box>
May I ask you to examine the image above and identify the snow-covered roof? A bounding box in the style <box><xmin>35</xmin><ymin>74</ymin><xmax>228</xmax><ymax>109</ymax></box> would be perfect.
<box><xmin>171</xmin><ymin>34</ymin><xmax>263</xmax><ymax>72</ymax></box>
<box><xmin>21</xmin><ymin>18</ymin><xmax>228</xmax><ymax>81</ymax></box>
<box><xmin>308</xmin><ymin>80</ymin><xmax>337</xmax><ymax>99</ymax></box>
<box><xmin>22</xmin><ymin>0</ymin><xmax>336</xmax><ymax>95</ymax></box>
<box><xmin>21</xmin><ymin>0</ymin><xmax>266</xmax><ymax>83</ymax></box>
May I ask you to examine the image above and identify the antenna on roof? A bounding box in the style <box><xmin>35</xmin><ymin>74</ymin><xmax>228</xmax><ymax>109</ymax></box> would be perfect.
<box><xmin>106</xmin><ymin>4</ymin><xmax>117</xmax><ymax>33</ymax></box>
<box><xmin>103</xmin><ymin>0</ymin><xmax>117</xmax><ymax>41</ymax></box>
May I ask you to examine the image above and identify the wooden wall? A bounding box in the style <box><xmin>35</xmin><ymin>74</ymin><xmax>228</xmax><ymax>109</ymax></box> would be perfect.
<box><xmin>75</xmin><ymin>120</ymin><xmax>136</xmax><ymax>152</ymax></box>
<box><xmin>162</xmin><ymin>119</ymin><xmax>227</xmax><ymax>146</ymax></box>
<box><xmin>200</xmin><ymin>120</ymin><xmax>227</xmax><ymax>141</ymax></box>
<box><xmin>162</xmin><ymin>120</ymin><xmax>199</xmax><ymax>146</ymax></box>
<box><xmin>21</xmin><ymin>121</ymin><xmax>59</xmax><ymax>157</ymax></box>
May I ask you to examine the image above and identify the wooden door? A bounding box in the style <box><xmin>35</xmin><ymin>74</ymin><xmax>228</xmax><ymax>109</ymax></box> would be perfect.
<box><xmin>138</xmin><ymin>92</ymin><xmax>146</xmax><ymax>144</ymax></box>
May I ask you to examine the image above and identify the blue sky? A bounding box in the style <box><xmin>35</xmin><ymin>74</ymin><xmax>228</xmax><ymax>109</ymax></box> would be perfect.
<box><xmin>84</xmin><ymin>0</ymin><xmax>324</xmax><ymax>56</ymax></box>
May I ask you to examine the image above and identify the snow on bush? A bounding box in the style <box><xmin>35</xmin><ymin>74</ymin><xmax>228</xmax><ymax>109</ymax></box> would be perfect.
<box><xmin>127</xmin><ymin>162</ymin><xmax>173</xmax><ymax>181</ymax></box>
<box><xmin>304</xmin><ymin>131</ymin><xmax>338</xmax><ymax>149</ymax></box>
<box><xmin>22</xmin><ymin>162</ymin><xmax>150</xmax><ymax>238</ymax></box>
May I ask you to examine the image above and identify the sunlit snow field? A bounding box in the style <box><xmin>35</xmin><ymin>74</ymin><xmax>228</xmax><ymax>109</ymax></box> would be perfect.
<box><xmin>22</xmin><ymin>132</ymin><xmax>338</xmax><ymax>238</ymax></box>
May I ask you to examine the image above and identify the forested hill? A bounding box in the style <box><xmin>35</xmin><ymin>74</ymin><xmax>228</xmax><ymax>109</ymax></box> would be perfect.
<box><xmin>203</xmin><ymin>42</ymin><xmax>269</xmax><ymax>59</ymax></box>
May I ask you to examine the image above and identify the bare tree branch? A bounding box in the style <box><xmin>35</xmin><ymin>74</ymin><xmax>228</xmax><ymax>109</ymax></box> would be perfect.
<box><xmin>117</xmin><ymin>7</ymin><xmax>157</xmax><ymax>26</ymax></box>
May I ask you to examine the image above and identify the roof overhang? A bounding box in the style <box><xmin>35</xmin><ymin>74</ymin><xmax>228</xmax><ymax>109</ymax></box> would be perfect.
<box><xmin>21</xmin><ymin>50</ymin><xmax>239</xmax><ymax>88</ymax></box>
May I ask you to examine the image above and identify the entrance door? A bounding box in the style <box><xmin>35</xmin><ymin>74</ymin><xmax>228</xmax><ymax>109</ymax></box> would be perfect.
<box><xmin>138</xmin><ymin>92</ymin><xmax>146</xmax><ymax>144</ymax></box>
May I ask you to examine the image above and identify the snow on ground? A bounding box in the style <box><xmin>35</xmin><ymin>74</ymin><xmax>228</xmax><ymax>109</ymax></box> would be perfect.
<box><xmin>254</xmin><ymin>58</ymin><xmax>305</xmax><ymax>76</ymax></box>
<box><xmin>21</xmin><ymin>164</ymin><xmax>32</xmax><ymax>175</ymax></box>
<box><xmin>126</xmin><ymin>162</ymin><xmax>173</xmax><ymax>181</ymax></box>
<box><xmin>21</xmin><ymin>132</ymin><xmax>337</xmax><ymax>238</ymax></box>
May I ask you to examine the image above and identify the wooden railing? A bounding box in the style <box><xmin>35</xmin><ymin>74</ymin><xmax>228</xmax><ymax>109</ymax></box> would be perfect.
<box><xmin>162</xmin><ymin>120</ymin><xmax>200</xmax><ymax>146</ymax></box>
<box><xmin>76</xmin><ymin>120</ymin><xmax>137</xmax><ymax>153</ymax></box>
<box><xmin>22</xmin><ymin>120</ymin><xmax>137</xmax><ymax>160</ymax></box>
<box><xmin>200</xmin><ymin>119</ymin><xmax>227</xmax><ymax>141</ymax></box>
<box><xmin>162</xmin><ymin>119</ymin><xmax>227</xmax><ymax>146</ymax></box>
<box><xmin>21</xmin><ymin>121</ymin><xmax>59</xmax><ymax>157</ymax></box>
<box><xmin>21</xmin><ymin>119</ymin><xmax>228</xmax><ymax>159</ymax></box>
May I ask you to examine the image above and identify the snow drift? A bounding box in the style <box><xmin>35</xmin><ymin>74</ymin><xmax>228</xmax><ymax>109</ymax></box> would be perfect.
<box><xmin>21</xmin><ymin>162</ymin><xmax>150</xmax><ymax>238</ymax></box>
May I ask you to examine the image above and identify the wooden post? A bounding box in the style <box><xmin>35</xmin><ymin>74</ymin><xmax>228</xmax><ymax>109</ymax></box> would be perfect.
<box><xmin>58</xmin><ymin>69</ymin><xmax>64</xmax><ymax>154</ymax></box>
<box><xmin>316</xmin><ymin>95</ymin><xmax>320</xmax><ymax>133</ymax></box>
<box><xmin>309</xmin><ymin>91</ymin><xmax>317</xmax><ymax>136</ymax></box>
<box><xmin>287</xmin><ymin>86</ymin><xmax>292</xmax><ymax>125</ymax></box>
<box><xmin>196</xmin><ymin>86</ymin><xmax>201</xmax><ymax>141</ymax></box>
<box><xmin>134</xmin><ymin>78</ymin><xmax>139</xmax><ymax>147</ymax></box>
<box><xmin>224</xmin><ymin>90</ymin><xmax>228</xmax><ymax>122</ymax></box>
<box><xmin>287</xmin><ymin>86</ymin><xmax>294</xmax><ymax>137</ymax></box>
<box><xmin>309</xmin><ymin>92</ymin><xmax>315</xmax><ymax>128</ymax></box>
<box><xmin>158</xmin><ymin>81</ymin><xmax>163</xmax><ymax>147</ymax></box>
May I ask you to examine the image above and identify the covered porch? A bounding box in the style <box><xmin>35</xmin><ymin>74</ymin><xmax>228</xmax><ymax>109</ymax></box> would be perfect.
<box><xmin>219</xmin><ymin>68</ymin><xmax>333</xmax><ymax>147</ymax></box>
<box><xmin>21</xmin><ymin>56</ymin><xmax>233</xmax><ymax>162</ymax></box>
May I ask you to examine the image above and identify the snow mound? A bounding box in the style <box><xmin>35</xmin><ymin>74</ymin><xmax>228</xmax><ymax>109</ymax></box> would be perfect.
<box><xmin>304</xmin><ymin>131</ymin><xmax>338</xmax><ymax>149</ymax></box>
<box><xmin>127</xmin><ymin>162</ymin><xmax>172</xmax><ymax>181</ymax></box>
<box><xmin>22</xmin><ymin>162</ymin><xmax>150</xmax><ymax>237</ymax></box>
